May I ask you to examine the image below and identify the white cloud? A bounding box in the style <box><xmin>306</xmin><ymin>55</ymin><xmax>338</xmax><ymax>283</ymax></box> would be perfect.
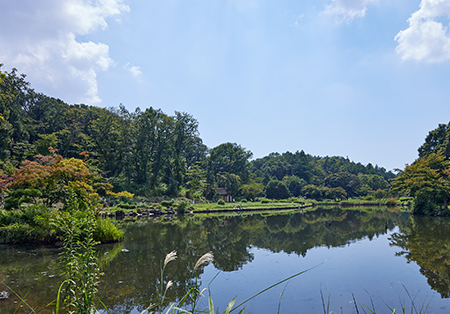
<box><xmin>395</xmin><ymin>0</ymin><xmax>450</xmax><ymax>63</ymax></box>
<box><xmin>322</xmin><ymin>0</ymin><xmax>379</xmax><ymax>23</ymax></box>
<box><xmin>0</xmin><ymin>0</ymin><xmax>129</xmax><ymax>104</ymax></box>
<box><xmin>124</xmin><ymin>63</ymin><xmax>142</xmax><ymax>77</ymax></box>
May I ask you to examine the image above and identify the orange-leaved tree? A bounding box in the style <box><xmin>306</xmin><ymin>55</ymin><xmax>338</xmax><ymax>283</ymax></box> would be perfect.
<box><xmin>10</xmin><ymin>150</ymin><xmax>120</xmax><ymax>208</ymax></box>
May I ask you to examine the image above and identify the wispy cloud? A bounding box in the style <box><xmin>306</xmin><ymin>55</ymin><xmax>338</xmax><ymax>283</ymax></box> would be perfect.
<box><xmin>395</xmin><ymin>0</ymin><xmax>450</xmax><ymax>63</ymax></box>
<box><xmin>0</xmin><ymin>0</ymin><xmax>129</xmax><ymax>104</ymax></box>
<box><xmin>124</xmin><ymin>63</ymin><xmax>142</xmax><ymax>77</ymax></box>
<box><xmin>322</xmin><ymin>0</ymin><xmax>379</xmax><ymax>24</ymax></box>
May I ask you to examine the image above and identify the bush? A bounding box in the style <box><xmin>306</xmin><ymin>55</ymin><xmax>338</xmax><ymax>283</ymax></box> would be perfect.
<box><xmin>117</xmin><ymin>204</ymin><xmax>137</xmax><ymax>210</ymax></box>
<box><xmin>217</xmin><ymin>199</ymin><xmax>226</xmax><ymax>205</ymax></box>
<box><xmin>94</xmin><ymin>218</ymin><xmax>124</xmax><ymax>243</ymax></box>
<box><xmin>241</xmin><ymin>199</ymin><xmax>247</xmax><ymax>203</ymax></box>
<box><xmin>260</xmin><ymin>198</ymin><xmax>270</xmax><ymax>204</ymax></box>
<box><xmin>385</xmin><ymin>197</ymin><xmax>398</xmax><ymax>206</ymax></box>
<box><xmin>175</xmin><ymin>200</ymin><xmax>191</xmax><ymax>213</ymax></box>
<box><xmin>160</xmin><ymin>200</ymin><xmax>174</xmax><ymax>207</ymax></box>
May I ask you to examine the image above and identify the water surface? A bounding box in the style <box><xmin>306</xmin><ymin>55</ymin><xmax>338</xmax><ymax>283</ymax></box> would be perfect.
<box><xmin>1</xmin><ymin>207</ymin><xmax>450</xmax><ymax>313</ymax></box>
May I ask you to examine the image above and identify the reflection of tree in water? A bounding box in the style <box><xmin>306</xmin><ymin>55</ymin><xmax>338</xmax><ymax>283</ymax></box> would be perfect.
<box><xmin>0</xmin><ymin>208</ymin><xmax>409</xmax><ymax>313</ymax></box>
<box><xmin>253</xmin><ymin>207</ymin><xmax>401</xmax><ymax>256</ymax></box>
<box><xmin>390</xmin><ymin>215</ymin><xmax>450</xmax><ymax>298</ymax></box>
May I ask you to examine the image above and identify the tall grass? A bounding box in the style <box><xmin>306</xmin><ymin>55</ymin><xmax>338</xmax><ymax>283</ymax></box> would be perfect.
<box><xmin>50</xmin><ymin>193</ymin><xmax>104</xmax><ymax>314</ymax></box>
<box><xmin>140</xmin><ymin>251</ymin><xmax>325</xmax><ymax>314</ymax></box>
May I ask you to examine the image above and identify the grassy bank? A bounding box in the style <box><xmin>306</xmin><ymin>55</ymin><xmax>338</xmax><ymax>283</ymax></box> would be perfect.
<box><xmin>0</xmin><ymin>204</ymin><xmax>123</xmax><ymax>244</ymax></box>
<box><xmin>108</xmin><ymin>196</ymin><xmax>412</xmax><ymax>216</ymax></box>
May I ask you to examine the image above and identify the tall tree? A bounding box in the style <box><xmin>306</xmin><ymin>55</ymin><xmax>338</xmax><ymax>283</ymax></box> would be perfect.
<box><xmin>391</xmin><ymin>152</ymin><xmax>450</xmax><ymax>214</ymax></box>
<box><xmin>207</xmin><ymin>142</ymin><xmax>252</xmax><ymax>183</ymax></box>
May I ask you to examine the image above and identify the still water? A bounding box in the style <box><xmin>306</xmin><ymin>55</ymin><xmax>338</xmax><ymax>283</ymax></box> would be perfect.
<box><xmin>1</xmin><ymin>207</ymin><xmax>450</xmax><ymax>313</ymax></box>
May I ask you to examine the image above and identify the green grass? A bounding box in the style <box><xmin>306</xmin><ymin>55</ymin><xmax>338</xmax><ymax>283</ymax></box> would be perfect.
<box><xmin>0</xmin><ymin>205</ymin><xmax>123</xmax><ymax>244</ymax></box>
<box><xmin>190</xmin><ymin>200</ymin><xmax>314</xmax><ymax>211</ymax></box>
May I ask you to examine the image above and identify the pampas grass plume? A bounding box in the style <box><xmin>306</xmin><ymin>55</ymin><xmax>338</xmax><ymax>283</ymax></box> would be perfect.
<box><xmin>194</xmin><ymin>252</ymin><xmax>214</xmax><ymax>270</ymax></box>
<box><xmin>164</xmin><ymin>250</ymin><xmax>177</xmax><ymax>267</ymax></box>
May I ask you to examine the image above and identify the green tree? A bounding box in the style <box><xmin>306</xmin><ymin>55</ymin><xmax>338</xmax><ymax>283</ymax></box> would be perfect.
<box><xmin>216</xmin><ymin>172</ymin><xmax>241</xmax><ymax>197</ymax></box>
<box><xmin>391</xmin><ymin>152</ymin><xmax>450</xmax><ymax>214</ymax></box>
<box><xmin>324</xmin><ymin>187</ymin><xmax>347</xmax><ymax>200</ymax></box>
<box><xmin>186</xmin><ymin>164</ymin><xmax>207</xmax><ymax>197</ymax></box>
<box><xmin>418</xmin><ymin>123</ymin><xmax>450</xmax><ymax>158</ymax></box>
<box><xmin>282</xmin><ymin>175</ymin><xmax>306</xmax><ymax>197</ymax></box>
<box><xmin>359</xmin><ymin>174</ymin><xmax>389</xmax><ymax>191</ymax></box>
<box><xmin>240</xmin><ymin>182</ymin><xmax>264</xmax><ymax>200</ymax></box>
<box><xmin>324</xmin><ymin>172</ymin><xmax>362</xmax><ymax>197</ymax></box>
<box><xmin>207</xmin><ymin>143</ymin><xmax>252</xmax><ymax>183</ymax></box>
<box><xmin>265</xmin><ymin>180</ymin><xmax>290</xmax><ymax>199</ymax></box>
<box><xmin>301</xmin><ymin>184</ymin><xmax>324</xmax><ymax>200</ymax></box>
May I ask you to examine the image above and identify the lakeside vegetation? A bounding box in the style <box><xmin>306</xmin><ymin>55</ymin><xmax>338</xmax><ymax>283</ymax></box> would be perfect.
<box><xmin>2</xmin><ymin>65</ymin><xmax>450</xmax><ymax>312</ymax></box>
<box><xmin>1</xmin><ymin>64</ymin><xmax>447</xmax><ymax>244</ymax></box>
<box><xmin>1</xmin><ymin>65</ymin><xmax>394</xmax><ymax>210</ymax></box>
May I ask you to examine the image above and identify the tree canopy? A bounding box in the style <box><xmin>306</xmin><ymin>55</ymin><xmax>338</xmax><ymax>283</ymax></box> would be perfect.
<box><xmin>0</xmin><ymin>65</ymin><xmax>395</xmax><ymax>204</ymax></box>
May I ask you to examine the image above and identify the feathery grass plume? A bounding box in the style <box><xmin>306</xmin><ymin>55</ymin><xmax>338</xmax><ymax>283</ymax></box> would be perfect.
<box><xmin>164</xmin><ymin>250</ymin><xmax>177</xmax><ymax>268</ymax></box>
<box><xmin>194</xmin><ymin>252</ymin><xmax>214</xmax><ymax>270</ymax></box>
<box><xmin>198</xmin><ymin>288</ymin><xmax>208</xmax><ymax>300</ymax></box>
<box><xmin>165</xmin><ymin>280</ymin><xmax>173</xmax><ymax>294</ymax></box>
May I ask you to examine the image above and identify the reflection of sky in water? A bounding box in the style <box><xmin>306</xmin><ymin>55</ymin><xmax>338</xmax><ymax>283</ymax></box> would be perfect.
<box><xmin>3</xmin><ymin>212</ymin><xmax>450</xmax><ymax>314</ymax></box>
<box><xmin>198</xmin><ymin>228</ymin><xmax>446</xmax><ymax>314</ymax></box>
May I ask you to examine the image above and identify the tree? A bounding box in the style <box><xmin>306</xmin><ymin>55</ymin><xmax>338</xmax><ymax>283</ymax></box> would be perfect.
<box><xmin>10</xmin><ymin>151</ymin><xmax>102</xmax><ymax>207</ymax></box>
<box><xmin>418</xmin><ymin>123</ymin><xmax>450</xmax><ymax>158</ymax></box>
<box><xmin>207</xmin><ymin>143</ymin><xmax>252</xmax><ymax>183</ymax></box>
<box><xmin>265</xmin><ymin>180</ymin><xmax>290</xmax><ymax>199</ymax></box>
<box><xmin>301</xmin><ymin>184</ymin><xmax>324</xmax><ymax>201</ymax></box>
<box><xmin>216</xmin><ymin>172</ymin><xmax>241</xmax><ymax>197</ymax></box>
<box><xmin>186</xmin><ymin>164</ymin><xmax>207</xmax><ymax>198</ymax></box>
<box><xmin>324</xmin><ymin>172</ymin><xmax>362</xmax><ymax>197</ymax></box>
<box><xmin>282</xmin><ymin>175</ymin><xmax>306</xmax><ymax>197</ymax></box>
<box><xmin>391</xmin><ymin>152</ymin><xmax>450</xmax><ymax>214</ymax></box>
<box><xmin>240</xmin><ymin>182</ymin><xmax>264</xmax><ymax>200</ymax></box>
<box><xmin>262</xmin><ymin>159</ymin><xmax>292</xmax><ymax>181</ymax></box>
<box><xmin>324</xmin><ymin>187</ymin><xmax>347</xmax><ymax>200</ymax></box>
<box><xmin>359</xmin><ymin>174</ymin><xmax>388</xmax><ymax>191</ymax></box>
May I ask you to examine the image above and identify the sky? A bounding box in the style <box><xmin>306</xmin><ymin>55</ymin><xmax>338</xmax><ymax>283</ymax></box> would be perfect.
<box><xmin>1</xmin><ymin>0</ymin><xmax>450</xmax><ymax>172</ymax></box>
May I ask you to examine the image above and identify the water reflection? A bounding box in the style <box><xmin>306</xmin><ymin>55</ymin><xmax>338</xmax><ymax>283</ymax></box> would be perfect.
<box><xmin>0</xmin><ymin>207</ymin><xmax>425</xmax><ymax>313</ymax></box>
<box><xmin>390</xmin><ymin>215</ymin><xmax>450</xmax><ymax>298</ymax></box>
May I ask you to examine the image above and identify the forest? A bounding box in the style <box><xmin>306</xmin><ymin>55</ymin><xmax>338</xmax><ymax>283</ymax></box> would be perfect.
<box><xmin>0</xmin><ymin>65</ymin><xmax>397</xmax><ymax>208</ymax></box>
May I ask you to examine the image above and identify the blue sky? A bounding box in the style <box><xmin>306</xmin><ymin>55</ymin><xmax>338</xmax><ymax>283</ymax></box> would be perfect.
<box><xmin>2</xmin><ymin>0</ymin><xmax>450</xmax><ymax>171</ymax></box>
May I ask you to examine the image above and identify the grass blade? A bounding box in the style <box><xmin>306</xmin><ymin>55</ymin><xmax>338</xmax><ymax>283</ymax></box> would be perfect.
<box><xmin>230</xmin><ymin>261</ymin><xmax>326</xmax><ymax>313</ymax></box>
<box><xmin>5</xmin><ymin>284</ymin><xmax>37</xmax><ymax>314</ymax></box>
<box><xmin>208</xmin><ymin>294</ymin><xmax>215</xmax><ymax>314</ymax></box>
<box><xmin>224</xmin><ymin>296</ymin><xmax>237</xmax><ymax>314</ymax></box>
<box><xmin>277</xmin><ymin>282</ymin><xmax>289</xmax><ymax>314</ymax></box>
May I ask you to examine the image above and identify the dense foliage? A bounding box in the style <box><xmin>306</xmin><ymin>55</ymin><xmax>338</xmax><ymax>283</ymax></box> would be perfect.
<box><xmin>392</xmin><ymin>122</ymin><xmax>450</xmax><ymax>215</ymax></box>
<box><xmin>0</xmin><ymin>65</ymin><xmax>395</xmax><ymax>204</ymax></box>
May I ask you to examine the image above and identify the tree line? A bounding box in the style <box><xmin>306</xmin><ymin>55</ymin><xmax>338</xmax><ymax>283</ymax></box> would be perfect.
<box><xmin>0</xmin><ymin>65</ymin><xmax>396</xmax><ymax>205</ymax></box>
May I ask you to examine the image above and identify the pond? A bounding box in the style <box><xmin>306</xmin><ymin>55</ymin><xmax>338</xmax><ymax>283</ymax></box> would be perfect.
<box><xmin>1</xmin><ymin>207</ymin><xmax>450</xmax><ymax>313</ymax></box>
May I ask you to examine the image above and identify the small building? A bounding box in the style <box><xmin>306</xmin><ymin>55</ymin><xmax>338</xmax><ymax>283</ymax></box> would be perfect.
<box><xmin>216</xmin><ymin>188</ymin><xmax>233</xmax><ymax>203</ymax></box>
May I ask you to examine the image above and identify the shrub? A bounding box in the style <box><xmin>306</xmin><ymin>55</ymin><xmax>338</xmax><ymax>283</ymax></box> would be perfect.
<box><xmin>217</xmin><ymin>199</ymin><xmax>226</xmax><ymax>205</ymax></box>
<box><xmin>175</xmin><ymin>200</ymin><xmax>191</xmax><ymax>213</ymax></box>
<box><xmin>160</xmin><ymin>200</ymin><xmax>174</xmax><ymax>207</ymax></box>
<box><xmin>385</xmin><ymin>197</ymin><xmax>398</xmax><ymax>206</ymax></box>
<box><xmin>118</xmin><ymin>204</ymin><xmax>137</xmax><ymax>210</ymax></box>
<box><xmin>260</xmin><ymin>198</ymin><xmax>270</xmax><ymax>204</ymax></box>
<box><xmin>241</xmin><ymin>199</ymin><xmax>247</xmax><ymax>203</ymax></box>
<box><xmin>94</xmin><ymin>218</ymin><xmax>124</xmax><ymax>243</ymax></box>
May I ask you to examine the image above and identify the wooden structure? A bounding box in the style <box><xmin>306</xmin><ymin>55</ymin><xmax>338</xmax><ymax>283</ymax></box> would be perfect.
<box><xmin>216</xmin><ymin>188</ymin><xmax>233</xmax><ymax>203</ymax></box>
